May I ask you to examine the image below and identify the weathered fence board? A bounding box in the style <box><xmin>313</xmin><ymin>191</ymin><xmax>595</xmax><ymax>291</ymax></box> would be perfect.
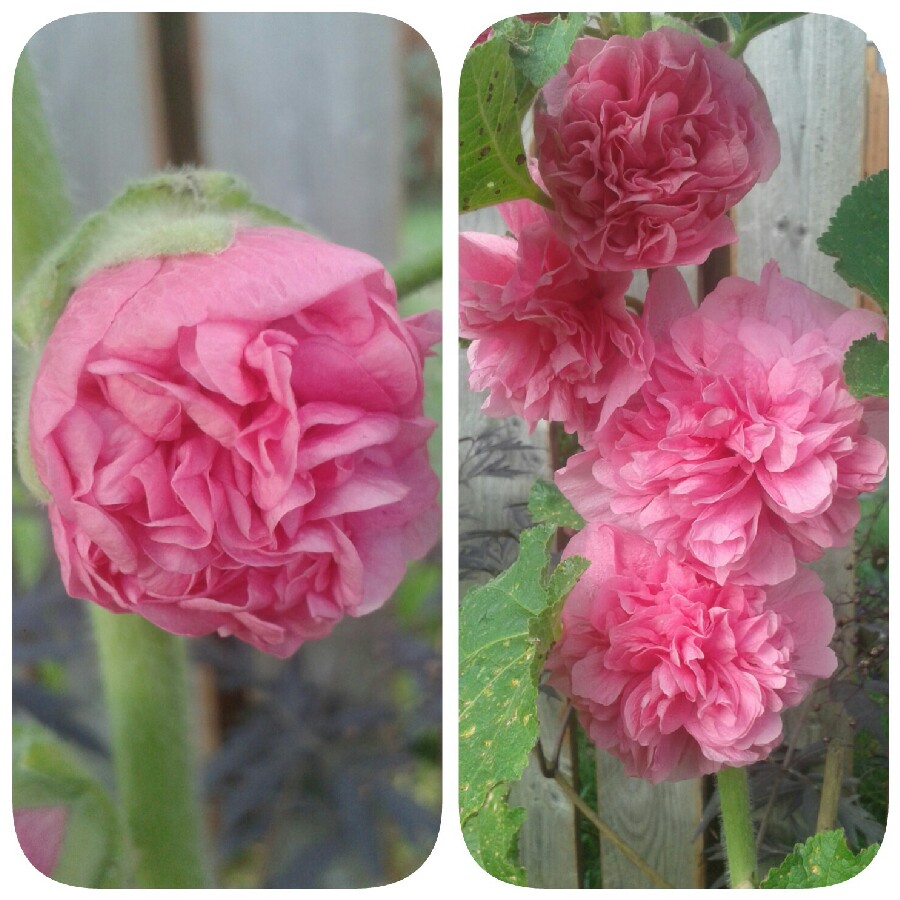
<box><xmin>596</xmin><ymin>755</ymin><xmax>704</xmax><ymax>888</ymax></box>
<box><xmin>24</xmin><ymin>12</ymin><xmax>159</xmax><ymax>220</ymax></box>
<box><xmin>195</xmin><ymin>12</ymin><xmax>403</xmax><ymax>264</ymax></box>
<box><xmin>737</xmin><ymin>15</ymin><xmax>867</xmax><ymax>300</ymax></box>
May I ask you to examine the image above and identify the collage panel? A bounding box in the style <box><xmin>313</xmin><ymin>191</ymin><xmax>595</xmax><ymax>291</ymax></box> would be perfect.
<box><xmin>12</xmin><ymin>11</ymin><xmax>441</xmax><ymax>889</ymax></box>
<box><xmin>459</xmin><ymin>11</ymin><xmax>888</xmax><ymax>890</ymax></box>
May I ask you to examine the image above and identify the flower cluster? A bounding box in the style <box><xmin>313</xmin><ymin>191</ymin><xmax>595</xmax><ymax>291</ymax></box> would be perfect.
<box><xmin>461</xmin><ymin>25</ymin><xmax>886</xmax><ymax>780</ymax></box>
<box><xmin>29</xmin><ymin>226</ymin><xmax>440</xmax><ymax>658</ymax></box>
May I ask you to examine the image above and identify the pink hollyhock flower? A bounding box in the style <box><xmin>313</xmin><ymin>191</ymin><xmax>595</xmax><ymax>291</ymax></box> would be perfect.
<box><xmin>460</xmin><ymin>200</ymin><xmax>646</xmax><ymax>439</ymax></box>
<box><xmin>557</xmin><ymin>265</ymin><xmax>887</xmax><ymax>586</ymax></box>
<box><xmin>28</xmin><ymin>227</ymin><xmax>440</xmax><ymax>658</ymax></box>
<box><xmin>547</xmin><ymin>524</ymin><xmax>838</xmax><ymax>783</ymax></box>
<box><xmin>533</xmin><ymin>28</ymin><xmax>780</xmax><ymax>271</ymax></box>
<box><xmin>14</xmin><ymin>806</ymin><xmax>68</xmax><ymax>877</ymax></box>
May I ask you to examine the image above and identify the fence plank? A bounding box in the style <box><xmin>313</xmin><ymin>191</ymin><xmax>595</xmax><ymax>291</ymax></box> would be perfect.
<box><xmin>596</xmin><ymin>755</ymin><xmax>704</xmax><ymax>887</ymax></box>
<box><xmin>194</xmin><ymin>12</ymin><xmax>404</xmax><ymax>265</ymax></box>
<box><xmin>23</xmin><ymin>12</ymin><xmax>160</xmax><ymax>219</ymax></box>
<box><xmin>735</xmin><ymin>14</ymin><xmax>867</xmax><ymax>301</ymax></box>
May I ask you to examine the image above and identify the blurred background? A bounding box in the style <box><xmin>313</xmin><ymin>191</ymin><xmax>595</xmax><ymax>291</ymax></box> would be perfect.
<box><xmin>13</xmin><ymin>11</ymin><xmax>442</xmax><ymax>888</ymax></box>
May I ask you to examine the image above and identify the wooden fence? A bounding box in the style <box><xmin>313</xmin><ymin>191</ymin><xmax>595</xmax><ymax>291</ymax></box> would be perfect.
<box><xmin>23</xmin><ymin>11</ymin><xmax>410</xmax><ymax>265</ymax></box>
<box><xmin>459</xmin><ymin>13</ymin><xmax>886</xmax><ymax>888</ymax></box>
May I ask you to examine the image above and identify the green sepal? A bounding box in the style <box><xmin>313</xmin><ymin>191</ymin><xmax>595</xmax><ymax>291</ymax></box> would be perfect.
<box><xmin>13</xmin><ymin>169</ymin><xmax>305</xmax><ymax>351</ymax></box>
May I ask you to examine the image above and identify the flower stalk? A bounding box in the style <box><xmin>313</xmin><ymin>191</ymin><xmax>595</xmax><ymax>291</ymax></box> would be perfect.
<box><xmin>717</xmin><ymin>766</ymin><xmax>757</xmax><ymax>888</ymax></box>
<box><xmin>90</xmin><ymin>607</ymin><xmax>210</xmax><ymax>888</ymax></box>
<box><xmin>389</xmin><ymin>245</ymin><xmax>442</xmax><ymax>299</ymax></box>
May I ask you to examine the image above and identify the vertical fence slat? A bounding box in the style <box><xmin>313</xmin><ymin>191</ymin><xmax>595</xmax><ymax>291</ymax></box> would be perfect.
<box><xmin>194</xmin><ymin>12</ymin><xmax>403</xmax><ymax>265</ymax></box>
<box><xmin>23</xmin><ymin>13</ymin><xmax>160</xmax><ymax>219</ymax></box>
<box><xmin>736</xmin><ymin>15</ymin><xmax>867</xmax><ymax>301</ymax></box>
<box><xmin>596</xmin><ymin>756</ymin><xmax>704</xmax><ymax>887</ymax></box>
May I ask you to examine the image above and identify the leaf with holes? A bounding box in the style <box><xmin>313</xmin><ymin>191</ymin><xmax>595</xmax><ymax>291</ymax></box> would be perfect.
<box><xmin>458</xmin><ymin>36</ymin><xmax>548</xmax><ymax>213</ymax></box>
<box><xmin>760</xmin><ymin>829</ymin><xmax>879</xmax><ymax>888</ymax></box>
<box><xmin>818</xmin><ymin>170</ymin><xmax>888</xmax><ymax>312</ymax></box>
<box><xmin>843</xmin><ymin>334</ymin><xmax>888</xmax><ymax>398</ymax></box>
<box><xmin>462</xmin><ymin>785</ymin><xmax>527</xmax><ymax>885</ymax></box>
<box><xmin>459</xmin><ymin>525</ymin><xmax>587</xmax><ymax>824</ymax></box>
<box><xmin>492</xmin><ymin>13</ymin><xmax>586</xmax><ymax>91</ymax></box>
<box><xmin>528</xmin><ymin>480</ymin><xmax>584</xmax><ymax>530</ymax></box>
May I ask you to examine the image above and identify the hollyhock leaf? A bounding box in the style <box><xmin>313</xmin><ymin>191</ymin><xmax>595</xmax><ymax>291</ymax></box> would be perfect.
<box><xmin>12</xmin><ymin>52</ymin><xmax>72</xmax><ymax>296</ymax></box>
<box><xmin>13</xmin><ymin>721</ymin><xmax>123</xmax><ymax>886</ymax></box>
<box><xmin>843</xmin><ymin>335</ymin><xmax>888</xmax><ymax>398</ymax></box>
<box><xmin>818</xmin><ymin>170</ymin><xmax>888</xmax><ymax>312</ymax></box>
<box><xmin>528</xmin><ymin>480</ymin><xmax>585</xmax><ymax>530</ymax></box>
<box><xmin>493</xmin><ymin>13</ymin><xmax>586</xmax><ymax>90</ymax></box>
<box><xmin>760</xmin><ymin>830</ymin><xmax>879</xmax><ymax>888</ymax></box>
<box><xmin>459</xmin><ymin>525</ymin><xmax>586</xmax><ymax>822</ymax></box>
<box><xmin>462</xmin><ymin>785</ymin><xmax>527</xmax><ymax>885</ymax></box>
<box><xmin>459</xmin><ymin>36</ymin><xmax>549</xmax><ymax>213</ymax></box>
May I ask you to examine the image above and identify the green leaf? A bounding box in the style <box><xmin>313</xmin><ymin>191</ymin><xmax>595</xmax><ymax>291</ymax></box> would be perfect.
<box><xmin>843</xmin><ymin>334</ymin><xmax>888</xmax><ymax>398</ymax></box>
<box><xmin>12</xmin><ymin>477</ymin><xmax>49</xmax><ymax>592</ymax></box>
<box><xmin>760</xmin><ymin>829</ymin><xmax>879</xmax><ymax>888</ymax></box>
<box><xmin>818</xmin><ymin>170</ymin><xmax>888</xmax><ymax>312</ymax></box>
<box><xmin>493</xmin><ymin>14</ymin><xmax>586</xmax><ymax>90</ymax></box>
<box><xmin>462</xmin><ymin>786</ymin><xmax>527</xmax><ymax>885</ymax></box>
<box><xmin>459</xmin><ymin>525</ymin><xmax>587</xmax><ymax>823</ymax></box>
<box><xmin>527</xmin><ymin>480</ymin><xmax>585</xmax><ymax>530</ymax></box>
<box><xmin>458</xmin><ymin>36</ymin><xmax>549</xmax><ymax>213</ymax></box>
<box><xmin>13</xmin><ymin>720</ymin><xmax>124</xmax><ymax>886</ymax></box>
<box><xmin>12</xmin><ymin>52</ymin><xmax>73</xmax><ymax>297</ymax></box>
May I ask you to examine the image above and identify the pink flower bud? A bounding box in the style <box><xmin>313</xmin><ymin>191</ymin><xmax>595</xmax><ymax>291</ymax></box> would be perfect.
<box><xmin>27</xmin><ymin>226</ymin><xmax>440</xmax><ymax>657</ymax></box>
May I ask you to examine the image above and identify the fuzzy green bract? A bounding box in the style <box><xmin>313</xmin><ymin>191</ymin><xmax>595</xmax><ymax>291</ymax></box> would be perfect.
<box><xmin>12</xmin><ymin>170</ymin><xmax>301</xmax><ymax>350</ymax></box>
<box><xmin>459</xmin><ymin>523</ymin><xmax>587</xmax><ymax>884</ymax></box>
<box><xmin>12</xmin><ymin>54</ymin><xmax>73</xmax><ymax>297</ymax></box>
<box><xmin>818</xmin><ymin>169</ymin><xmax>888</xmax><ymax>313</ymax></box>
<box><xmin>843</xmin><ymin>334</ymin><xmax>888</xmax><ymax>398</ymax></box>
<box><xmin>760</xmin><ymin>829</ymin><xmax>879</xmax><ymax>888</ymax></box>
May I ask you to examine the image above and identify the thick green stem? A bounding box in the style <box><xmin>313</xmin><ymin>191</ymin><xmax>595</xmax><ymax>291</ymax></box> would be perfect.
<box><xmin>717</xmin><ymin>766</ymin><xmax>757</xmax><ymax>888</ymax></box>
<box><xmin>389</xmin><ymin>245</ymin><xmax>442</xmax><ymax>299</ymax></box>
<box><xmin>620</xmin><ymin>12</ymin><xmax>652</xmax><ymax>37</ymax></box>
<box><xmin>90</xmin><ymin>607</ymin><xmax>210</xmax><ymax>888</ymax></box>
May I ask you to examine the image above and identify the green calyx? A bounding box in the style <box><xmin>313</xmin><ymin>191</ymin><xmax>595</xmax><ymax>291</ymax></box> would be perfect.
<box><xmin>13</xmin><ymin>168</ymin><xmax>304</xmax><ymax>504</ymax></box>
<box><xmin>12</xmin><ymin>169</ymin><xmax>302</xmax><ymax>350</ymax></box>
